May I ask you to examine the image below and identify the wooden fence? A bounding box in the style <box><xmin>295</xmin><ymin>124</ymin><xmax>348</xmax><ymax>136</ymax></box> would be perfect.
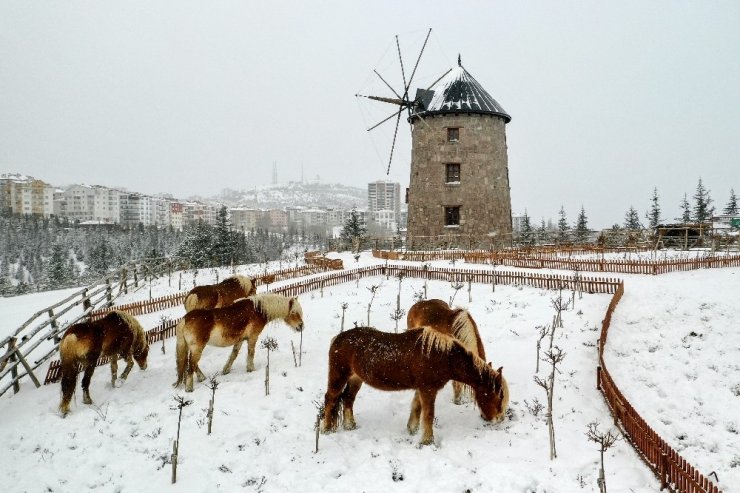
<box><xmin>18</xmin><ymin>251</ymin><xmax>731</xmax><ymax>492</ymax></box>
<box><xmin>374</xmin><ymin>249</ymin><xmax>740</xmax><ymax>276</ymax></box>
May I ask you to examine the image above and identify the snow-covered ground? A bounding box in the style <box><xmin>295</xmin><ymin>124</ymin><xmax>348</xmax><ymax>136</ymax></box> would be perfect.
<box><xmin>0</xmin><ymin>287</ymin><xmax>86</xmax><ymax>340</ymax></box>
<box><xmin>0</xmin><ymin>251</ymin><xmax>735</xmax><ymax>492</ymax></box>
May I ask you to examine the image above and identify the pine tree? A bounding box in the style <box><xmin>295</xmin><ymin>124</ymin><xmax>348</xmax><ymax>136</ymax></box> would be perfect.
<box><xmin>724</xmin><ymin>188</ymin><xmax>738</xmax><ymax>215</ymax></box>
<box><xmin>574</xmin><ymin>206</ymin><xmax>589</xmax><ymax>244</ymax></box>
<box><xmin>213</xmin><ymin>206</ymin><xmax>235</xmax><ymax>266</ymax></box>
<box><xmin>692</xmin><ymin>178</ymin><xmax>714</xmax><ymax>223</ymax></box>
<box><xmin>679</xmin><ymin>193</ymin><xmax>691</xmax><ymax>223</ymax></box>
<box><xmin>645</xmin><ymin>187</ymin><xmax>661</xmax><ymax>229</ymax></box>
<box><xmin>519</xmin><ymin>210</ymin><xmax>533</xmax><ymax>245</ymax></box>
<box><xmin>340</xmin><ymin>208</ymin><xmax>367</xmax><ymax>251</ymax></box>
<box><xmin>557</xmin><ymin>206</ymin><xmax>569</xmax><ymax>244</ymax></box>
<box><xmin>537</xmin><ymin>218</ymin><xmax>547</xmax><ymax>244</ymax></box>
<box><xmin>47</xmin><ymin>243</ymin><xmax>70</xmax><ymax>288</ymax></box>
<box><xmin>624</xmin><ymin>206</ymin><xmax>641</xmax><ymax>230</ymax></box>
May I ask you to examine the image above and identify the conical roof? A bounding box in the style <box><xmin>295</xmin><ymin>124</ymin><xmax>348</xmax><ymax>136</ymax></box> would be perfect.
<box><xmin>414</xmin><ymin>64</ymin><xmax>511</xmax><ymax>123</ymax></box>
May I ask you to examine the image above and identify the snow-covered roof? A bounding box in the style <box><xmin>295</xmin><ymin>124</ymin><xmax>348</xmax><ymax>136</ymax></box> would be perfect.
<box><xmin>413</xmin><ymin>64</ymin><xmax>511</xmax><ymax>122</ymax></box>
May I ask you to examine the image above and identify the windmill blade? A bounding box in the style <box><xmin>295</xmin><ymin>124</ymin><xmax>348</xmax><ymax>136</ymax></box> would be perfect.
<box><xmin>373</xmin><ymin>70</ymin><xmax>403</xmax><ymax>100</ymax></box>
<box><xmin>396</xmin><ymin>35</ymin><xmax>407</xmax><ymax>96</ymax></box>
<box><xmin>386</xmin><ymin>110</ymin><xmax>402</xmax><ymax>175</ymax></box>
<box><xmin>405</xmin><ymin>28</ymin><xmax>432</xmax><ymax>94</ymax></box>
<box><xmin>367</xmin><ymin>107</ymin><xmax>403</xmax><ymax>132</ymax></box>
<box><xmin>427</xmin><ymin>68</ymin><xmax>452</xmax><ymax>90</ymax></box>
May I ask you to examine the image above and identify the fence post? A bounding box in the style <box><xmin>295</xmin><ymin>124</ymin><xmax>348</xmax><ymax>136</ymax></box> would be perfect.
<box><xmin>659</xmin><ymin>452</ymin><xmax>668</xmax><ymax>490</ymax></box>
<box><xmin>596</xmin><ymin>365</ymin><xmax>601</xmax><ymax>390</ymax></box>
<box><xmin>82</xmin><ymin>288</ymin><xmax>91</xmax><ymax>312</ymax></box>
<box><xmin>9</xmin><ymin>338</ymin><xmax>20</xmax><ymax>394</ymax></box>
<box><xmin>49</xmin><ymin>309</ymin><xmax>60</xmax><ymax>343</ymax></box>
<box><xmin>133</xmin><ymin>265</ymin><xmax>139</xmax><ymax>288</ymax></box>
<box><xmin>106</xmin><ymin>279</ymin><xmax>113</xmax><ymax>307</ymax></box>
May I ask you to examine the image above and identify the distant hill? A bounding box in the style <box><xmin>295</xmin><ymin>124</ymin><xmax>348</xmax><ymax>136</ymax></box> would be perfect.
<box><xmin>211</xmin><ymin>182</ymin><xmax>367</xmax><ymax>210</ymax></box>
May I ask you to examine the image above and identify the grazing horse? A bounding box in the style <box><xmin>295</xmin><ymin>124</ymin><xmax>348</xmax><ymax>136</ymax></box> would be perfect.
<box><xmin>407</xmin><ymin>299</ymin><xmax>488</xmax><ymax>404</ymax></box>
<box><xmin>174</xmin><ymin>293</ymin><xmax>304</xmax><ymax>392</ymax></box>
<box><xmin>184</xmin><ymin>275</ymin><xmax>256</xmax><ymax>312</ymax></box>
<box><xmin>322</xmin><ymin>327</ymin><xmax>507</xmax><ymax>446</ymax></box>
<box><xmin>59</xmin><ymin>311</ymin><xmax>149</xmax><ymax>416</ymax></box>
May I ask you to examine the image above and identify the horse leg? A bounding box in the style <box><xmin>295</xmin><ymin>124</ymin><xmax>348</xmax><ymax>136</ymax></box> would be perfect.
<box><xmin>81</xmin><ymin>357</ymin><xmax>97</xmax><ymax>405</ymax></box>
<box><xmin>119</xmin><ymin>354</ymin><xmax>135</xmax><ymax>381</ymax></box>
<box><xmin>110</xmin><ymin>356</ymin><xmax>119</xmax><ymax>386</ymax></box>
<box><xmin>185</xmin><ymin>347</ymin><xmax>203</xmax><ymax>393</ymax></box>
<box><xmin>452</xmin><ymin>381</ymin><xmax>465</xmax><ymax>405</ymax></box>
<box><xmin>246</xmin><ymin>336</ymin><xmax>257</xmax><ymax>372</ymax></box>
<box><xmin>222</xmin><ymin>340</ymin><xmax>244</xmax><ymax>375</ymax></box>
<box><xmin>341</xmin><ymin>375</ymin><xmax>363</xmax><ymax>430</ymax></box>
<box><xmin>407</xmin><ymin>391</ymin><xmax>422</xmax><ymax>435</ymax></box>
<box><xmin>418</xmin><ymin>389</ymin><xmax>439</xmax><ymax>446</ymax></box>
<box><xmin>195</xmin><ymin>363</ymin><xmax>206</xmax><ymax>382</ymax></box>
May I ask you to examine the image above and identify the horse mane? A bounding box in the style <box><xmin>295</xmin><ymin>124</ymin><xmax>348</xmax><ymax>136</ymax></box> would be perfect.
<box><xmin>112</xmin><ymin>310</ymin><xmax>148</xmax><ymax>351</ymax></box>
<box><xmin>450</xmin><ymin>309</ymin><xmax>476</xmax><ymax>350</ymax></box>
<box><xmin>417</xmin><ymin>327</ymin><xmax>457</xmax><ymax>356</ymax></box>
<box><xmin>230</xmin><ymin>275</ymin><xmax>254</xmax><ymax>293</ymax></box>
<box><xmin>249</xmin><ymin>294</ymin><xmax>301</xmax><ymax>320</ymax></box>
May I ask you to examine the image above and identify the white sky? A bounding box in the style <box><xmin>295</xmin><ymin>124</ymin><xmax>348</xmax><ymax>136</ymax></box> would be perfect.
<box><xmin>1</xmin><ymin>1</ymin><xmax>739</xmax><ymax>229</ymax></box>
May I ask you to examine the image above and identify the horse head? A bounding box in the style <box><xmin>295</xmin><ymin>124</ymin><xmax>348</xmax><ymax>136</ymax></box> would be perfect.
<box><xmin>285</xmin><ymin>297</ymin><xmax>304</xmax><ymax>332</ymax></box>
<box><xmin>475</xmin><ymin>365</ymin><xmax>508</xmax><ymax>423</ymax></box>
<box><xmin>133</xmin><ymin>337</ymin><xmax>149</xmax><ymax>370</ymax></box>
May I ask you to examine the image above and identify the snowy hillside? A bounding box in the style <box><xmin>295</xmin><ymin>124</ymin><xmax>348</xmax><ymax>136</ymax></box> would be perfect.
<box><xmin>0</xmin><ymin>252</ymin><xmax>736</xmax><ymax>492</ymax></box>
<box><xmin>213</xmin><ymin>182</ymin><xmax>367</xmax><ymax>210</ymax></box>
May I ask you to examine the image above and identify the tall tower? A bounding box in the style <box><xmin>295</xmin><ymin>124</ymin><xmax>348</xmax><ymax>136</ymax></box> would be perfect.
<box><xmin>407</xmin><ymin>59</ymin><xmax>512</xmax><ymax>248</ymax></box>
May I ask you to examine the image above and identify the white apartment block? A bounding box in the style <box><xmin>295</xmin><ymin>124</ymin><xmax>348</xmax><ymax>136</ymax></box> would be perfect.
<box><xmin>372</xmin><ymin>209</ymin><xmax>398</xmax><ymax>232</ymax></box>
<box><xmin>368</xmin><ymin>181</ymin><xmax>401</xmax><ymax>217</ymax></box>
<box><xmin>0</xmin><ymin>174</ymin><xmax>55</xmax><ymax>217</ymax></box>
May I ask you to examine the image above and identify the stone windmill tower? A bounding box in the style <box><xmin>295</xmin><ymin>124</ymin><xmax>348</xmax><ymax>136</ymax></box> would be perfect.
<box><xmin>407</xmin><ymin>57</ymin><xmax>512</xmax><ymax>248</ymax></box>
<box><xmin>359</xmin><ymin>31</ymin><xmax>512</xmax><ymax>249</ymax></box>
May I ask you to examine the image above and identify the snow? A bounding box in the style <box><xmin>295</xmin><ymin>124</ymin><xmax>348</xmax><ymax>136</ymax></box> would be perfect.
<box><xmin>0</xmin><ymin>287</ymin><xmax>85</xmax><ymax>340</ymax></box>
<box><xmin>0</xmin><ymin>251</ymin><xmax>735</xmax><ymax>492</ymax></box>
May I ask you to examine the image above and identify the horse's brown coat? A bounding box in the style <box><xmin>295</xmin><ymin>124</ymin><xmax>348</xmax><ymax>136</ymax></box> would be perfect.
<box><xmin>59</xmin><ymin>311</ymin><xmax>149</xmax><ymax>416</ymax></box>
<box><xmin>322</xmin><ymin>327</ymin><xmax>506</xmax><ymax>446</ymax></box>
<box><xmin>184</xmin><ymin>275</ymin><xmax>256</xmax><ymax>312</ymax></box>
<box><xmin>174</xmin><ymin>294</ymin><xmax>304</xmax><ymax>392</ymax></box>
<box><xmin>407</xmin><ymin>299</ymin><xmax>488</xmax><ymax>404</ymax></box>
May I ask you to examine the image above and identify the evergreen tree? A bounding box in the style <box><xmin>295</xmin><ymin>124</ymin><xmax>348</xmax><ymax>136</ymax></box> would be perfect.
<box><xmin>340</xmin><ymin>207</ymin><xmax>367</xmax><ymax>252</ymax></box>
<box><xmin>177</xmin><ymin>221</ymin><xmax>214</xmax><ymax>268</ymax></box>
<box><xmin>47</xmin><ymin>243</ymin><xmax>71</xmax><ymax>288</ymax></box>
<box><xmin>537</xmin><ymin>218</ymin><xmax>547</xmax><ymax>244</ymax></box>
<box><xmin>692</xmin><ymin>178</ymin><xmax>714</xmax><ymax>223</ymax></box>
<box><xmin>88</xmin><ymin>236</ymin><xmax>112</xmax><ymax>275</ymax></box>
<box><xmin>679</xmin><ymin>193</ymin><xmax>691</xmax><ymax>223</ymax></box>
<box><xmin>624</xmin><ymin>206</ymin><xmax>641</xmax><ymax>230</ymax></box>
<box><xmin>213</xmin><ymin>206</ymin><xmax>235</xmax><ymax>265</ymax></box>
<box><xmin>519</xmin><ymin>210</ymin><xmax>533</xmax><ymax>245</ymax></box>
<box><xmin>574</xmin><ymin>206</ymin><xmax>589</xmax><ymax>244</ymax></box>
<box><xmin>645</xmin><ymin>187</ymin><xmax>661</xmax><ymax>229</ymax></box>
<box><xmin>557</xmin><ymin>206</ymin><xmax>569</xmax><ymax>244</ymax></box>
<box><xmin>724</xmin><ymin>188</ymin><xmax>738</xmax><ymax>215</ymax></box>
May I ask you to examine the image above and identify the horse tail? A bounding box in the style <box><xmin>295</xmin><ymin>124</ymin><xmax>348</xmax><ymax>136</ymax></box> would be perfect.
<box><xmin>174</xmin><ymin>318</ymin><xmax>188</xmax><ymax>387</ymax></box>
<box><xmin>184</xmin><ymin>293</ymin><xmax>198</xmax><ymax>312</ymax></box>
<box><xmin>59</xmin><ymin>334</ymin><xmax>80</xmax><ymax>415</ymax></box>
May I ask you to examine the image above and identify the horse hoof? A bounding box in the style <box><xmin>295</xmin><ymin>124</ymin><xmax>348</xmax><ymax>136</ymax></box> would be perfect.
<box><xmin>407</xmin><ymin>425</ymin><xmax>419</xmax><ymax>435</ymax></box>
<box><xmin>419</xmin><ymin>438</ymin><xmax>434</xmax><ymax>447</ymax></box>
<box><xmin>342</xmin><ymin>421</ymin><xmax>357</xmax><ymax>431</ymax></box>
<box><xmin>221</xmin><ymin>369</ymin><xmax>231</xmax><ymax>375</ymax></box>
<box><xmin>83</xmin><ymin>397</ymin><xmax>93</xmax><ymax>405</ymax></box>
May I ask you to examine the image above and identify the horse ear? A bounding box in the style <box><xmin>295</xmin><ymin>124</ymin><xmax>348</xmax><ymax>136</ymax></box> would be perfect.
<box><xmin>289</xmin><ymin>298</ymin><xmax>294</xmax><ymax>308</ymax></box>
<box><xmin>497</xmin><ymin>366</ymin><xmax>503</xmax><ymax>375</ymax></box>
<box><xmin>487</xmin><ymin>361</ymin><xmax>492</xmax><ymax>368</ymax></box>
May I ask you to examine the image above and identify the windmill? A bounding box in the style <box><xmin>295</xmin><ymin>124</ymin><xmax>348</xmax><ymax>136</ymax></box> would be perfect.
<box><xmin>356</xmin><ymin>28</ymin><xmax>450</xmax><ymax>175</ymax></box>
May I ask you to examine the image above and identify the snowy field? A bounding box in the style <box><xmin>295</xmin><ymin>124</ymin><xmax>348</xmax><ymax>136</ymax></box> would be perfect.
<box><xmin>0</xmin><ymin>252</ymin><xmax>735</xmax><ymax>492</ymax></box>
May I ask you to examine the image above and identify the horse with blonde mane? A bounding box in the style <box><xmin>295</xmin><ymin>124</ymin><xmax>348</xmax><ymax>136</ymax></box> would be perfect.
<box><xmin>184</xmin><ymin>275</ymin><xmax>256</xmax><ymax>312</ymax></box>
<box><xmin>174</xmin><ymin>293</ymin><xmax>304</xmax><ymax>392</ymax></box>
<box><xmin>407</xmin><ymin>298</ymin><xmax>495</xmax><ymax>405</ymax></box>
<box><xmin>59</xmin><ymin>311</ymin><xmax>149</xmax><ymax>416</ymax></box>
<box><xmin>322</xmin><ymin>326</ymin><xmax>507</xmax><ymax>446</ymax></box>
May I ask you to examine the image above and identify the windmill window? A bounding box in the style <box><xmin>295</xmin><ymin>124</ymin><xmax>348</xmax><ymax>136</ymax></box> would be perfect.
<box><xmin>446</xmin><ymin>164</ymin><xmax>461</xmax><ymax>183</ymax></box>
<box><xmin>444</xmin><ymin>206</ymin><xmax>460</xmax><ymax>226</ymax></box>
<box><xmin>447</xmin><ymin>127</ymin><xmax>459</xmax><ymax>142</ymax></box>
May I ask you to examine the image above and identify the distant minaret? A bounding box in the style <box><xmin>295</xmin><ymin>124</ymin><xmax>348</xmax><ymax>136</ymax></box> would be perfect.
<box><xmin>272</xmin><ymin>161</ymin><xmax>278</xmax><ymax>185</ymax></box>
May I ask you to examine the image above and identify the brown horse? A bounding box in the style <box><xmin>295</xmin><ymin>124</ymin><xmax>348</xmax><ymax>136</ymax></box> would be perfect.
<box><xmin>59</xmin><ymin>311</ymin><xmax>149</xmax><ymax>416</ymax></box>
<box><xmin>322</xmin><ymin>326</ymin><xmax>507</xmax><ymax>446</ymax></box>
<box><xmin>184</xmin><ymin>275</ymin><xmax>256</xmax><ymax>312</ymax></box>
<box><xmin>174</xmin><ymin>293</ymin><xmax>304</xmax><ymax>392</ymax></box>
<box><xmin>407</xmin><ymin>299</ymin><xmax>488</xmax><ymax>404</ymax></box>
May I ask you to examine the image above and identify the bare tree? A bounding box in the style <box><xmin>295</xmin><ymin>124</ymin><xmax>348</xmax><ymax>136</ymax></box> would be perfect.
<box><xmin>534</xmin><ymin>346</ymin><xmax>566</xmax><ymax>460</ymax></box>
<box><xmin>449</xmin><ymin>280</ymin><xmax>465</xmax><ymax>306</ymax></box>
<box><xmin>586</xmin><ymin>421</ymin><xmax>621</xmax><ymax>492</ymax></box>
<box><xmin>261</xmin><ymin>337</ymin><xmax>278</xmax><ymax>395</ymax></box>
<box><xmin>171</xmin><ymin>395</ymin><xmax>194</xmax><ymax>483</ymax></box>
<box><xmin>551</xmin><ymin>286</ymin><xmax>571</xmax><ymax>330</ymax></box>
<box><xmin>340</xmin><ymin>302</ymin><xmax>349</xmax><ymax>332</ymax></box>
<box><xmin>206</xmin><ymin>376</ymin><xmax>220</xmax><ymax>435</ymax></box>
<box><xmin>535</xmin><ymin>325</ymin><xmax>549</xmax><ymax>373</ymax></box>
<box><xmin>366</xmin><ymin>284</ymin><xmax>381</xmax><ymax>326</ymax></box>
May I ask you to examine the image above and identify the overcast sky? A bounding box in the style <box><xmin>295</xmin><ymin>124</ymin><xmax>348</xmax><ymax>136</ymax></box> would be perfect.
<box><xmin>2</xmin><ymin>1</ymin><xmax>739</xmax><ymax>228</ymax></box>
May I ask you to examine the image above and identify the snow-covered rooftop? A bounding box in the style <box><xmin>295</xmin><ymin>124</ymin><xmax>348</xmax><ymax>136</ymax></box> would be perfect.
<box><xmin>414</xmin><ymin>63</ymin><xmax>511</xmax><ymax>122</ymax></box>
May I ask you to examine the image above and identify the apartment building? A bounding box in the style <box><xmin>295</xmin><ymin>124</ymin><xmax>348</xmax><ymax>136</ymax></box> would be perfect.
<box><xmin>0</xmin><ymin>174</ymin><xmax>55</xmax><ymax>217</ymax></box>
